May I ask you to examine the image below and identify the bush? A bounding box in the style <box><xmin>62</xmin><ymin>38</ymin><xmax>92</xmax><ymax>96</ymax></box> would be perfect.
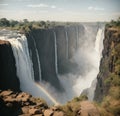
<box><xmin>104</xmin><ymin>73</ymin><xmax>114</xmax><ymax>86</ymax></box>
<box><xmin>104</xmin><ymin>73</ymin><xmax>120</xmax><ymax>87</ymax></box>
<box><xmin>110</xmin><ymin>105</ymin><xmax>120</xmax><ymax>116</ymax></box>
<box><xmin>73</xmin><ymin>95</ymin><xmax>88</xmax><ymax>102</ymax></box>
<box><xmin>0</xmin><ymin>18</ymin><xmax>10</xmax><ymax>27</ymax></box>
<box><xmin>59</xmin><ymin>101</ymin><xmax>81</xmax><ymax>116</ymax></box>
<box><xmin>106</xmin><ymin>17</ymin><xmax>120</xmax><ymax>27</ymax></box>
<box><xmin>109</xmin><ymin>86</ymin><xmax>120</xmax><ymax>99</ymax></box>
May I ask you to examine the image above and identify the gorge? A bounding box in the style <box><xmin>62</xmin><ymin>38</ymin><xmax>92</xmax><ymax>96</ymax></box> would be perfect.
<box><xmin>0</xmin><ymin>23</ymin><xmax>104</xmax><ymax>105</ymax></box>
<box><xmin>0</xmin><ymin>20</ymin><xmax>120</xmax><ymax>116</ymax></box>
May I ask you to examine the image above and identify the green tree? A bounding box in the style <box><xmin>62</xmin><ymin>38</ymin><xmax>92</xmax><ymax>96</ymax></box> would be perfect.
<box><xmin>23</xmin><ymin>19</ymin><xmax>29</xmax><ymax>23</ymax></box>
<box><xmin>0</xmin><ymin>18</ymin><xmax>10</xmax><ymax>27</ymax></box>
<box><xmin>40</xmin><ymin>21</ymin><xmax>46</xmax><ymax>28</ymax></box>
<box><xmin>10</xmin><ymin>20</ymin><xmax>19</xmax><ymax>27</ymax></box>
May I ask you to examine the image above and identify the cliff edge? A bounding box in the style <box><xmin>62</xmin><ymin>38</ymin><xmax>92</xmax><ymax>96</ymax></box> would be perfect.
<box><xmin>0</xmin><ymin>40</ymin><xmax>20</xmax><ymax>91</ymax></box>
<box><xmin>94</xmin><ymin>26</ymin><xmax>120</xmax><ymax>115</ymax></box>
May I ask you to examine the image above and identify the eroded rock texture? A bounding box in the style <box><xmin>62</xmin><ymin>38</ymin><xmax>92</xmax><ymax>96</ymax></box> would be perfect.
<box><xmin>0</xmin><ymin>40</ymin><xmax>20</xmax><ymax>91</ymax></box>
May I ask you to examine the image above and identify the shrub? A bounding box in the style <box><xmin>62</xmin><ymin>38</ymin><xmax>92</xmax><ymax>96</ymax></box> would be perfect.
<box><xmin>109</xmin><ymin>86</ymin><xmax>120</xmax><ymax>99</ymax></box>
<box><xmin>106</xmin><ymin>17</ymin><xmax>120</xmax><ymax>27</ymax></box>
<box><xmin>59</xmin><ymin>101</ymin><xmax>81</xmax><ymax>116</ymax></box>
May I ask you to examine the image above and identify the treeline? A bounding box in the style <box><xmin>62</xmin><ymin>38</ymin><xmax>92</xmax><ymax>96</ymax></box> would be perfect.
<box><xmin>106</xmin><ymin>17</ymin><xmax>120</xmax><ymax>27</ymax></box>
<box><xmin>0</xmin><ymin>18</ymin><xmax>73</xmax><ymax>33</ymax></box>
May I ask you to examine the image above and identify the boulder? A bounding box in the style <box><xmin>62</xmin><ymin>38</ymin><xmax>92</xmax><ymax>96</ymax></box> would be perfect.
<box><xmin>21</xmin><ymin>106</ymin><xmax>29</xmax><ymax>114</ymax></box>
<box><xmin>53</xmin><ymin>111</ymin><xmax>65</xmax><ymax>116</ymax></box>
<box><xmin>44</xmin><ymin>109</ymin><xmax>54</xmax><ymax>116</ymax></box>
<box><xmin>0</xmin><ymin>90</ymin><xmax>13</xmax><ymax>96</ymax></box>
<box><xmin>80</xmin><ymin>101</ymin><xmax>100</xmax><ymax>116</ymax></box>
<box><xmin>29</xmin><ymin>108</ymin><xmax>42</xmax><ymax>115</ymax></box>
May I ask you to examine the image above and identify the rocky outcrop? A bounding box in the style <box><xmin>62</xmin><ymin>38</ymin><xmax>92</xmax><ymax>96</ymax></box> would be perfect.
<box><xmin>80</xmin><ymin>101</ymin><xmax>100</xmax><ymax>116</ymax></box>
<box><xmin>58</xmin><ymin>99</ymin><xmax>100</xmax><ymax>116</ymax></box>
<box><xmin>0</xmin><ymin>90</ymin><xmax>65</xmax><ymax>116</ymax></box>
<box><xmin>0</xmin><ymin>40</ymin><xmax>20</xmax><ymax>91</ymax></box>
<box><xmin>94</xmin><ymin>27</ymin><xmax>120</xmax><ymax>101</ymax></box>
<box><xmin>0</xmin><ymin>90</ymin><xmax>101</xmax><ymax>116</ymax></box>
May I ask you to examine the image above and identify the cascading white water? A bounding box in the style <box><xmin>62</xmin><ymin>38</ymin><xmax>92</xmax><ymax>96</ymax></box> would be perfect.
<box><xmin>76</xmin><ymin>26</ymin><xmax>79</xmax><ymax>50</ymax></box>
<box><xmin>0</xmin><ymin>24</ymin><xmax>104</xmax><ymax>104</ymax></box>
<box><xmin>75</xmin><ymin>26</ymin><xmax>104</xmax><ymax>98</ymax></box>
<box><xmin>31</xmin><ymin>35</ymin><xmax>42</xmax><ymax>81</ymax></box>
<box><xmin>53</xmin><ymin>31</ymin><xmax>58</xmax><ymax>75</ymax></box>
<box><xmin>57</xmin><ymin>25</ymin><xmax>104</xmax><ymax>103</ymax></box>
<box><xmin>87</xmin><ymin>27</ymin><xmax>104</xmax><ymax>100</ymax></box>
<box><xmin>65</xmin><ymin>28</ymin><xmax>69</xmax><ymax>59</ymax></box>
<box><xmin>95</xmin><ymin>28</ymin><xmax>104</xmax><ymax>59</ymax></box>
<box><xmin>0</xmin><ymin>31</ymin><xmax>58</xmax><ymax>105</ymax></box>
<box><xmin>8</xmin><ymin>36</ymin><xmax>34</xmax><ymax>82</ymax></box>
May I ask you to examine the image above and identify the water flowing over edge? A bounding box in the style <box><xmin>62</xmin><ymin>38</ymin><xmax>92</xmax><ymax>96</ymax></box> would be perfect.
<box><xmin>65</xmin><ymin>27</ymin><xmax>69</xmax><ymax>59</ymax></box>
<box><xmin>53</xmin><ymin>30</ymin><xmax>58</xmax><ymax>75</ymax></box>
<box><xmin>87</xmin><ymin>26</ymin><xmax>105</xmax><ymax>100</ymax></box>
<box><xmin>0</xmin><ymin>25</ymin><xmax>105</xmax><ymax>104</ymax></box>
<box><xmin>0</xmin><ymin>33</ymin><xmax>59</xmax><ymax>105</ymax></box>
<box><xmin>31</xmin><ymin>35</ymin><xmax>42</xmax><ymax>81</ymax></box>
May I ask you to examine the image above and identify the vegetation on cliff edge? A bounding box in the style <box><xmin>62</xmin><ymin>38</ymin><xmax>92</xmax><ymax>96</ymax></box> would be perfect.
<box><xmin>95</xmin><ymin>17</ymin><xmax>120</xmax><ymax>116</ymax></box>
<box><xmin>0</xmin><ymin>18</ymin><xmax>80</xmax><ymax>33</ymax></box>
<box><xmin>0</xmin><ymin>17</ymin><xmax>120</xmax><ymax>116</ymax></box>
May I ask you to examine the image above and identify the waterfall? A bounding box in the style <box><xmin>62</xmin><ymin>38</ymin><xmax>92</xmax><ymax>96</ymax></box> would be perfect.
<box><xmin>65</xmin><ymin>28</ymin><xmax>69</xmax><ymax>59</ymax></box>
<box><xmin>8</xmin><ymin>35</ymin><xmax>34</xmax><ymax>82</ymax></box>
<box><xmin>0</xmin><ymin>24</ymin><xmax>105</xmax><ymax>104</ymax></box>
<box><xmin>31</xmin><ymin>35</ymin><xmax>42</xmax><ymax>81</ymax></box>
<box><xmin>0</xmin><ymin>32</ymin><xmax>58</xmax><ymax>105</ymax></box>
<box><xmin>87</xmin><ymin>27</ymin><xmax>104</xmax><ymax>100</ymax></box>
<box><xmin>76</xmin><ymin>26</ymin><xmax>79</xmax><ymax>50</ymax></box>
<box><xmin>95</xmin><ymin>28</ymin><xmax>104</xmax><ymax>59</ymax></box>
<box><xmin>53</xmin><ymin>31</ymin><xmax>58</xmax><ymax>75</ymax></box>
<box><xmin>57</xmin><ymin>25</ymin><xmax>105</xmax><ymax>103</ymax></box>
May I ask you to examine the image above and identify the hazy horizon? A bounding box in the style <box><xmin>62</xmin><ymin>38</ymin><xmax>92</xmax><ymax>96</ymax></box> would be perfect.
<box><xmin>0</xmin><ymin>0</ymin><xmax>120</xmax><ymax>22</ymax></box>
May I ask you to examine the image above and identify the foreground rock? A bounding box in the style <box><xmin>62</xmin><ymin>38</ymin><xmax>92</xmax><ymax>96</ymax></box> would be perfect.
<box><xmin>55</xmin><ymin>95</ymin><xmax>100</xmax><ymax>116</ymax></box>
<box><xmin>0</xmin><ymin>90</ymin><xmax>101</xmax><ymax>116</ymax></box>
<box><xmin>80</xmin><ymin>101</ymin><xmax>100</xmax><ymax>116</ymax></box>
<box><xmin>0</xmin><ymin>90</ymin><xmax>65</xmax><ymax>116</ymax></box>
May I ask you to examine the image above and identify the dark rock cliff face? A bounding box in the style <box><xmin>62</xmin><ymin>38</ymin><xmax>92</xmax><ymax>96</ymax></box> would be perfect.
<box><xmin>26</xmin><ymin>25</ymin><xmax>85</xmax><ymax>91</ymax></box>
<box><xmin>54</xmin><ymin>25</ymin><xmax>85</xmax><ymax>74</ymax></box>
<box><xmin>26</xmin><ymin>29</ymin><xmax>63</xmax><ymax>91</ymax></box>
<box><xmin>55</xmin><ymin>26</ymin><xmax>68</xmax><ymax>74</ymax></box>
<box><xmin>94</xmin><ymin>27</ymin><xmax>120</xmax><ymax>102</ymax></box>
<box><xmin>0</xmin><ymin>40</ymin><xmax>20</xmax><ymax>91</ymax></box>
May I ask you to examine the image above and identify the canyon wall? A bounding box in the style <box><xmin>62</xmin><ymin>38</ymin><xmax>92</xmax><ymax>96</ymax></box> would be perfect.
<box><xmin>26</xmin><ymin>24</ymin><xmax>85</xmax><ymax>90</ymax></box>
<box><xmin>26</xmin><ymin>29</ymin><xmax>63</xmax><ymax>91</ymax></box>
<box><xmin>0</xmin><ymin>40</ymin><xmax>20</xmax><ymax>91</ymax></box>
<box><xmin>94</xmin><ymin>27</ymin><xmax>120</xmax><ymax>102</ymax></box>
<box><xmin>0</xmin><ymin>23</ymin><xmax>99</xmax><ymax>97</ymax></box>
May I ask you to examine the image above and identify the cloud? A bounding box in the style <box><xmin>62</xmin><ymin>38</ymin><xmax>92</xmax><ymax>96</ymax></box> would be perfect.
<box><xmin>88</xmin><ymin>6</ymin><xmax>104</xmax><ymax>11</ymax></box>
<box><xmin>88</xmin><ymin>6</ymin><xmax>93</xmax><ymax>10</ymax></box>
<box><xmin>27</xmin><ymin>4</ymin><xmax>48</xmax><ymax>8</ymax></box>
<box><xmin>0</xmin><ymin>4</ymin><xmax>8</xmax><ymax>6</ymax></box>
<box><xmin>27</xmin><ymin>4</ymin><xmax>56</xmax><ymax>9</ymax></box>
<box><xmin>51</xmin><ymin>5</ymin><xmax>56</xmax><ymax>9</ymax></box>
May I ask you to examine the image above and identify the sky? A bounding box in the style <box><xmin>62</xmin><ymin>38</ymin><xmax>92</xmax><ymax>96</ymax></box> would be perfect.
<box><xmin>0</xmin><ymin>0</ymin><xmax>120</xmax><ymax>22</ymax></box>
